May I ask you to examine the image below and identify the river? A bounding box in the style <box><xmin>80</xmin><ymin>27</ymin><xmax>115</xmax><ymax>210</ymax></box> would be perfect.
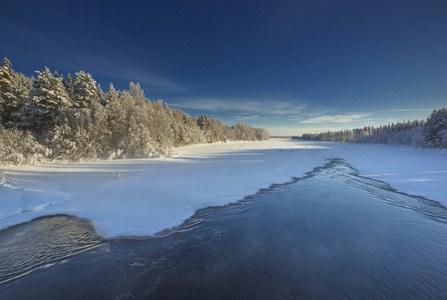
<box><xmin>1</xmin><ymin>159</ymin><xmax>447</xmax><ymax>299</ymax></box>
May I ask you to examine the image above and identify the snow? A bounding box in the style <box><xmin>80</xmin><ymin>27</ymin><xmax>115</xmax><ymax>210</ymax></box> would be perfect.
<box><xmin>1</xmin><ymin>139</ymin><xmax>446</xmax><ymax>238</ymax></box>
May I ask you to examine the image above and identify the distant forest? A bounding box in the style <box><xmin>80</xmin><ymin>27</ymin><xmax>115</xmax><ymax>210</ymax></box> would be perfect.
<box><xmin>0</xmin><ymin>58</ymin><xmax>269</xmax><ymax>165</ymax></box>
<box><xmin>301</xmin><ymin>108</ymin><xmax>447</xmax><ymax>149</ymax></box>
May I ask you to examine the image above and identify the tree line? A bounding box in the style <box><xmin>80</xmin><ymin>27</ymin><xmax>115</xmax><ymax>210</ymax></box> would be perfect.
<box><xmin>0</xmin><ymin>58</ymin><xmax>269</xmax><ymax>165</ymax></box>
<box><xmin>300</xmin><ymin>108</ymin><xmax>447</xmax><ymax>148</ymax></box>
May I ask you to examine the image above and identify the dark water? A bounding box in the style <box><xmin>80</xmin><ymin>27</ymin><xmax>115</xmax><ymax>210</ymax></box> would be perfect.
<box><xmin>2</xmin><ymin>159</ymin><xmax>447</xmax><ymax>299</ymax></box>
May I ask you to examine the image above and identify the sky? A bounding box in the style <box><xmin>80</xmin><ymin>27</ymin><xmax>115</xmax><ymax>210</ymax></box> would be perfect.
<box><xmin>1</xmin><ymin>0</ymin><xmax>446</xmax><ymax>136</ymax></box>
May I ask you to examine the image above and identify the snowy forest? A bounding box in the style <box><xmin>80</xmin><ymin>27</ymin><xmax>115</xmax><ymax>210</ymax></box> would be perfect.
<box><xmin>0</xmin><ymin>58</ymin><xmax>269</xmax><ymax>165</ymax></box>
<box><xmin>301</xmin><ymin>108</ymin><xmax>447</xmax><ymax>148</ymax></box>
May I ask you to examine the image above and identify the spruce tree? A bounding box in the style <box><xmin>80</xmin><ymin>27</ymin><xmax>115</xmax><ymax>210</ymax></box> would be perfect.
<box><xmin>7</xmin><ymin>73</ymin><xmax>33</xmax><ymax>125</ymax></box>
<box><xmin>0</xmin><ymin>58</ymin><xmax>18</xmax><ymax>124</ymax></box>
<box><xmin>64</xmin><ymin>73</ymin><xmax>73</xmax><ymax>94</ymax></box>
<box><xmin>18</xmin><ymin>67</ymin><xmax>70</xmax><ymax>130</ymax></box>
<box><xmin>70</xmin><ymin>71</ymin><xmax>99</xmax><ymax>108</ymax></box>
<box><xmin>103</xmin><ymin>83</ymin><xmax>119</xmax><ymax>107</ymax></box>
<box><xmin>424</xmin><ymin>108</ymin><xmax>447</xmax><ymax>148</ymax></box>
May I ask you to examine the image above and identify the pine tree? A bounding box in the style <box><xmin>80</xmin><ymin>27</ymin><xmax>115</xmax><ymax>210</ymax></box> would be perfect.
<box><xmin>0</xmin><ymin>58</ymin><xmax>18</xmax><ymax>124</ymax></box>
<box><xmin>103</xmin><ymin>83</ymin><xmax>119</xmax><ymax>107</ymax></box>
<box><xmin>64</xmin><ymin>73</ymin><xmax>73</xmax><ymax>94</ymax></box>
<box><xmin>70</xmin><ymin>71</ymin><xmax>99</xmax><ymax>108</ymax></box>
<box><xmin>18</xmin><ymin>67</ymin><xmax>70</xmax><ymax>130</ymax></box>
<box><xmin>424</xmin><ymin>108</ymin><xmax>447</xmax><ymax>148</ymax></box>
<box><xmin>197</xmin><ymin>114</ymin><xmax>210</xmax><ymax>130</ymax></box>
<box><xmin>96</xmin><ymin>84</ymin><xmax>104</xmax><ymax>104</ymax></box>
<box><xmin>128</xmin><ymin>82</ymin><xmax>146</xmax><ymax>106</ymax></box>
<box><xmin>7</xmin><ymin>73</ymin><xmax>33</xmax><ymax>125</ymax></box>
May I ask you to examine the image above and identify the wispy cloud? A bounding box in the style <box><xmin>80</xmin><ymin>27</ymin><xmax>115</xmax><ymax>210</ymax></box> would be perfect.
<box><xmin>236</xmin><ymin>114</ymin><xmax>260</xmax><ymax>121</ymax></box>
<box><xmin>2</xmin><ymin>22</ymin><xmax>185</xmax><ymax>93</ymax></box>
<box><xmin>63</xmin><ymin>56</ymin><xmax>186</xmax><ymax>93</ymax></box>
<box><xmin>299</xmin><ymin>113</ymin><xmax>369</xmax><ymax>124</ymax></box>
<box><xmin>101</xmin><ymin>68</ymin><xmax>185</xmax><ymax>93</ymax></box>
<box><xmin>171</xmin><ymin>98</ymin><xmax>306</xmax><ymax>115</ymax></box>
<box><xmin>377</xmin><ymin>109</ymin><xmax>433</xmax><ymax>113</ymax></box>
<box><xmin>265</xmin><ymin>126</ymin><xmax>350</xmax><ymax>136</ymax></box>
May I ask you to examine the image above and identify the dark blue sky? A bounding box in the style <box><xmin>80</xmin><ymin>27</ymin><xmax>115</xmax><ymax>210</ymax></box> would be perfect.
<box><xmin>1</xmin><ymin>0</ymin><xmax>446</xmax><ymax>135</ymax></box>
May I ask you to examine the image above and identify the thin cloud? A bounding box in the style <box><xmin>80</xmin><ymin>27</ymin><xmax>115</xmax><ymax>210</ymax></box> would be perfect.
<box><xmin>3</xmin><ymin>22</ymin><xmax>185</xmax><ymax>93</ymax></box>
<box><xmin>296</xmin><ymin>108</ymin><xmax>432</xmax><ymax>125</ymax></box>
<box><xmin>300</xmin><ymin>114</ymin><xmax>368</xmax><ymax>124</ymax></box>
<box><xmin>265</xmin><ymin>126</ymin><xmax>350</xmax><ymax>136</ymax></box>
<box><xmin>171</xmin><ymin>98</ymin><xmax>306</xmax><ymax>115</ymax></box>
<box><xmin>377</xmin><ymin>109</ymin><xmax>433</xmax><ymax>113</ymax></box>
<box><xmin>236</xmin><ymin>114</ymin><xmax>260</xmax><ymax>121</ymax></box>
<box><xmin>105</xmin><ymin>68</ymin><xmax>185</xmax><ymax>93</ymax></box>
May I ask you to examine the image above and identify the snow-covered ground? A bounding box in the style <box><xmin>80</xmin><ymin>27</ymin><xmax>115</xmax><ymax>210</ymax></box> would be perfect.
<box><xmin>1</xmin><ymin>139</ymin><xmax>446</xmax><ymax>238</ymax></box>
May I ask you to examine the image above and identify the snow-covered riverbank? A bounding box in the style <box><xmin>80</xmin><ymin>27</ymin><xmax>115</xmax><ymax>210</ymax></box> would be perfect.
<box><xmin>1</xmin><ymin>139</ymin><xmax>446</xmax><ymax>238</ymax></box>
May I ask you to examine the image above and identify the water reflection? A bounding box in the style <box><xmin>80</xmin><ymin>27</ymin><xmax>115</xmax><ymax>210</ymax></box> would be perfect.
<box><xmin>0</xmin><ymin>215</ymin><xmax>102</xmax><ymax>285</ymax></box>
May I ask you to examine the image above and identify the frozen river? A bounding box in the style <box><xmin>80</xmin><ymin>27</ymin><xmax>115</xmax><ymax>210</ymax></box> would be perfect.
<box><xmin>2</xmin><ymin>159</ymin><xmax>447</xmax><ymax>299</ymax></box>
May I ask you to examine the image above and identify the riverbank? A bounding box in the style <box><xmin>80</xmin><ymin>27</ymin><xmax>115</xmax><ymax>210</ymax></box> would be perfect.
<box><xmin>1</xmin><ymin>139</ymin><xmax>446</xmax><ymax>238</ymax></box>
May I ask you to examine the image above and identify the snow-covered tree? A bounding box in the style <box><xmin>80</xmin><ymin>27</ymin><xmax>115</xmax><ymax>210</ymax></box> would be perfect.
<box><xmin>70</xmin><ymin>71</ymin><xmax>100</xmax><ymax>108</ymax></box>
<box><xmin>0</xmin><ymin>124</ymin><xmax>50</xmax><ymax>165</ymax></box>
<box><xmin>0</xmin><ymin>58</ymin><xmax>18</xmax><ymax>123</ymax></box>
<box><xmin>1</xmin><ymin>62</ymin><xmax>270</xmax><ymax>165</ymax></box>
<box><xmin>18</xmin><ymin>67</ymin><xmax>70</xmax><ymax>130</ymax></box>
<box><xmin>255</xmin><ymin>128</ymin><xmax>270</xmax><ymax>140</ymax></box>
<box><xmin>96</xmin><ymin>84</ymin><xmax>105</xmax><ymax>105</ymax></box>
<box><xmin>64</xmin><ymin>73</ymin><xmax>73</xmax><ymax>94</ymax></box>
<box><xmin>123</xmin><ymin>114</ymin><xmax>156</xmax><ymax>157</ymax></box>
<box><xmin>302</xmin><ymin>119</ymin><xmax>426</xmax><ymax>146</ymax></box>
<box><xmin>424</xmin><ymin>108</ymin><xmax>447</xmax><ymax>148</ymax></box>
<box><xmin>102</xmin><ymin>83</ymin><xmax>119</xmax><ymax>107</ymax></box>
<box><xmin>48</xmin><ymin>101</ymin><xmax>109</xmax><ymax>161</ymax></box>
<box><xmin>128</xmin><ymin>82</ymin><xmax>145</xmax><ymax>105</ymax></box>
<box><xmin>232</xmin><ymin>122</ymin><xmax>257</xmax><ymax>141</ymax></box>
<box><xmin>152</xmin><ymin>100</ymin><xmax>174</xmax><ymax>152</ymax></box>
<box><xmin>171</xmin><ymin>109</ymin><xmax>206</xmax><ymax>146</ymax></box>
<box><xmin>5</xmin><ymin>73</ymin><xmax>34</xmax><ymax>125</ymax></box>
